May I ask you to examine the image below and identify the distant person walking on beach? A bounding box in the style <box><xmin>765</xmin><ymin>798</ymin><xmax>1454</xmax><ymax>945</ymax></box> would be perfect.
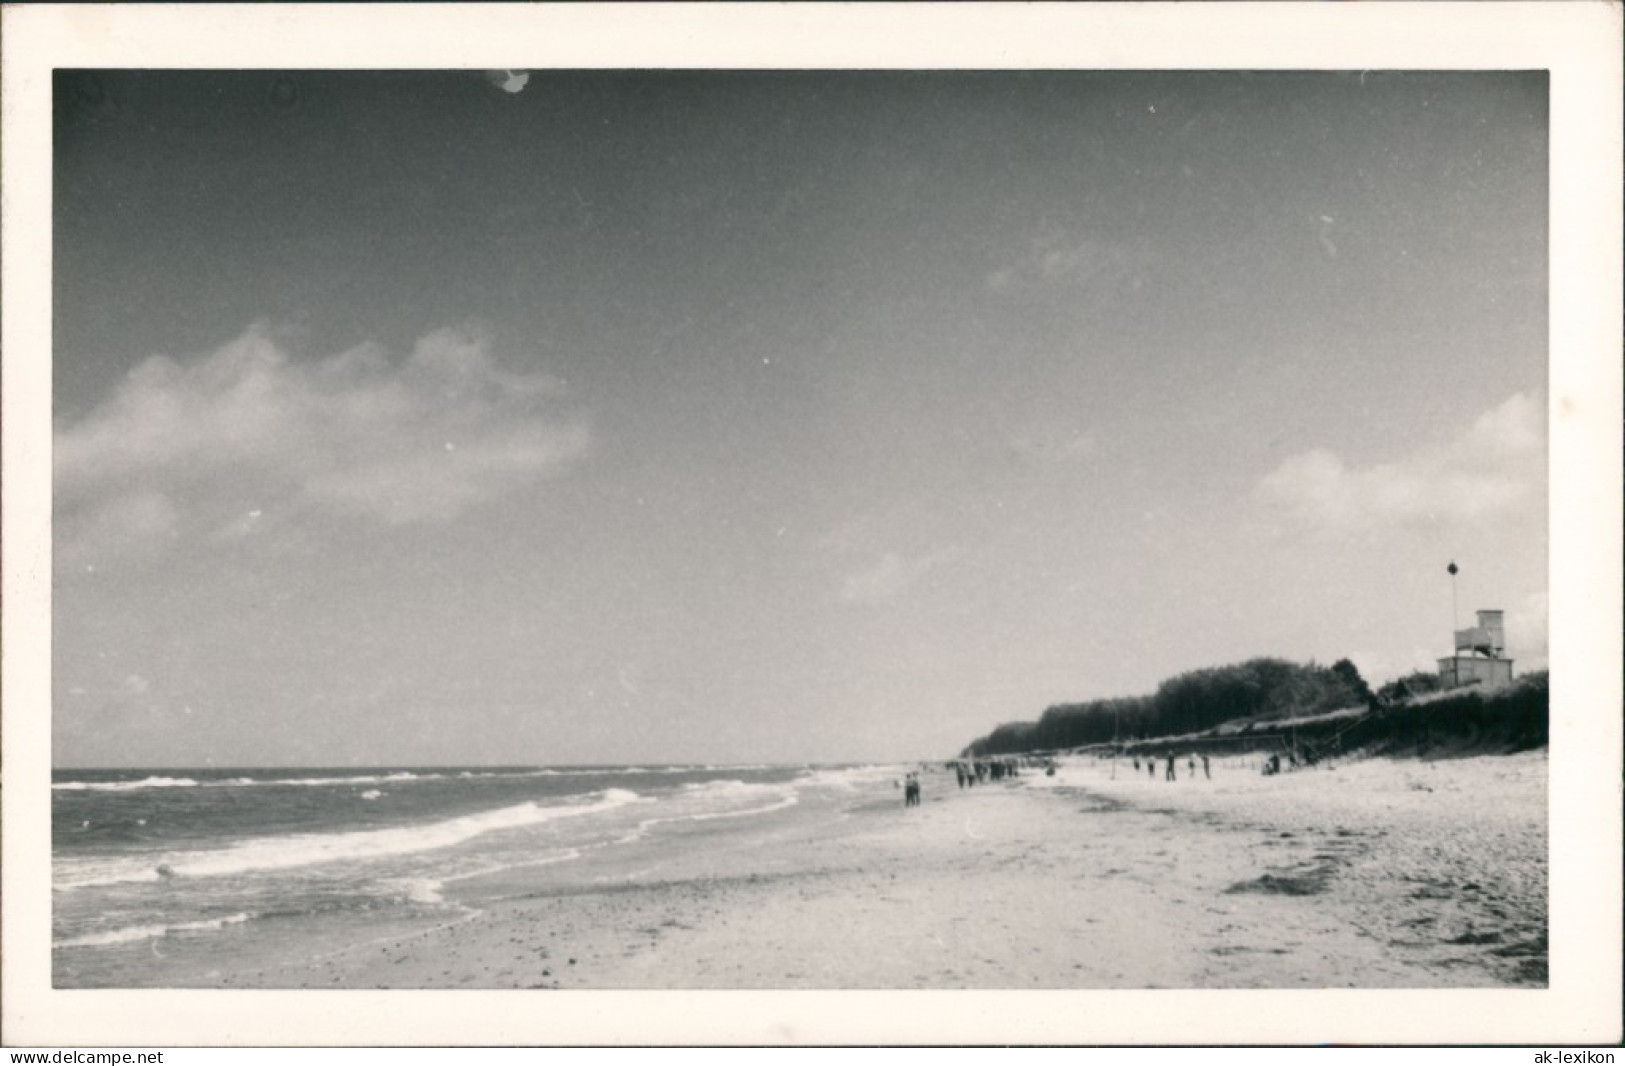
<box><xmin>1188</xmin><ymin>755</ymin><xmax>1196</xmax><ymax>779</ymax></box>
<box><xmin>1201</xmin><ymin>754</ymin><xmax>1211</xmax><ymax>779</ymax></box>
<box><xmin>904</xmin><ymin>773</ymin><xmax>921</xmax><ymax>808</ymax></box>
<box><xmin>1132</xmin><ymin>757</ymin><xmax>1140</xmax><ymax>772</ymax></box>
<box><xmin>1165</xmin><ymin>754</ymin><xmax>1176</xmax><ymax>781</ymax></box>
<box><xmin>1147</xmin><ymin>760</ymin><xmax>1156</xmax><ymax>779</ymax></box>
<box><xmin>955</xmin><ymin>763</ymin><xmax>966</xmax><ymax>789</ymax></box>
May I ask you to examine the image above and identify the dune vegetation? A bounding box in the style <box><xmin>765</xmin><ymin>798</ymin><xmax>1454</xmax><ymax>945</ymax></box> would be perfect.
<box><xmin>962</xmin><ymin>658</ymin><xmax>1548</xmax><ymax>761</ymax></box>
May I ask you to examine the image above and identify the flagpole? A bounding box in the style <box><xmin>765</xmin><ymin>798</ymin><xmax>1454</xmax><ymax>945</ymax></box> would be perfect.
<box><xmin>1447</xmin><ymin>560</ymin><xmax>1460</xmax><ymax>687</ymax></box>
<box><xmin>1448</xmin><ymin>560</ymin><xmax>1459</xmax><ymax>636</ymax></box>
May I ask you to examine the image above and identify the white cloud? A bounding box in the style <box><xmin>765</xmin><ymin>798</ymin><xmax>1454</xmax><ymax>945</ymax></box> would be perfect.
<box><xmin>840</xmin><ymin>548</ymin><xmax>958</xmax><ymax>605</ymax></box>
<box><xmin>62</xmin><ymin>490</ymin><xmax>182</xmax><ymax>564</ymax></box>
<box><xmin>1256</xmin><ymin>393</ymin><xmax>1544</xmax><ymax>534</ymax></box>
<box><xmin>56</xmin><ymin>325</ymin><xmax>589</xmax><ymax>565</ymax></box>
<box><xmin>485</xmin><ymin>69</ymin><xmax>531</xmax><ymax>95</ymax></box>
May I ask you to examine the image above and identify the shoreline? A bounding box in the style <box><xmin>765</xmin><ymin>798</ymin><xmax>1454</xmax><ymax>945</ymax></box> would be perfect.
<box><xmin>59</xmin><ymin>749</ymin><xmax>1547</xmax><ymax>990</ymax></box>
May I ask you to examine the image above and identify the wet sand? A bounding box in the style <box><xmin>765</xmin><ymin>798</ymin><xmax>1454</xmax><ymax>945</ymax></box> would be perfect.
<box><xmin>191</xmin><ymin>750</ymin><xmax>1545</xmax><ymax>990</ymax></box>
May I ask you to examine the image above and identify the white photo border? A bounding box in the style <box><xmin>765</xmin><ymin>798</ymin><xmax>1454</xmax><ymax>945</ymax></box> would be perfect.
<box><xmin>3</xmin><ymin>2</ymin><xmax>1620</xmax><ymax>1047</ymax></box>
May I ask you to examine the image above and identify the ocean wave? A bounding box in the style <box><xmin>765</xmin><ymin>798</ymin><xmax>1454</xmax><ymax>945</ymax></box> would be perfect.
<box><xmin>57</xmin><ymin>912</ymin><xmax>250</xmax><ymax>949</ymax></box>
<box><xmin>425</xmin><ymin>847</ymin><xmax>588</xmax><ymax>898</ymax></box>
<box><xmin>382</xmin><ymin>877</ymin><xmax>448</xmax><ymax>905</ymax></box>
<box><xmin>671</xmin><ymin>792</ymin><xmax>799</xmax><ymax>823</ymax></box>
<box><xmin>620</xmin><ymin>787</ymin><xmax>799</xmax><ymax>843</ymax></box>
<box><xmin>53</xmin><ymin>765</ymin><xmax>773</xmax><ymax>792</ymax></box>
<box><xmin>239</xmin><ymin>771</ymin><xmax>436</xmax><ymax>788</ymax></box>
<box><xmin>51</xmin><ymin>772</ymin><xmax>435</xmax><ymax>791</ymax></box>
<box><xmin>56</xmin><ymin>788</ymin><xmax>645</xmax><ymax>889</ymax></box>
<box><xmin>673</xmin><ymin>778</ymin><xmax>800</xmax><ymax>805</ymax></box>
<box><xmin>791</xmin><ymin>766</ymin><xmax>889</xmax><ymax>791</ymax></box>
<box><xmin>678</xmin><ymin>778</ymin><xmax>752</xmax><ymax>793</ymax></box>
<box><xmin>53</xmin><ymin>776</ymin><xmax>200</xmax><ymax>792</ymax></box>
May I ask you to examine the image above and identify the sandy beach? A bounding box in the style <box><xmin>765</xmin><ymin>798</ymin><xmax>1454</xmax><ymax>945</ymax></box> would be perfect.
<box><xmin>104</xmin><ymin>750</ymin><xmax>1545</xmax><ymax>991</ymax></box>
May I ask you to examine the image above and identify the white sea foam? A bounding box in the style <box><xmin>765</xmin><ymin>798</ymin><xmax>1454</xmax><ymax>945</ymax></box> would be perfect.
<box><xmin>56</xmin><ymin>788</ymin><xmax>644</xmax><ymax>889</ymax></box>
<box><xmin>52</xmin><ymin>771</ymin><xmax>439</xmax><ymax>791</ymax></box>
<box><xmin>618</xmin><ymin>784</ymin><xmax>799</xmax><ymax>844</ymax></box>
<box><xmin>679</xmin><ymin>778</ymin><xmax>751</xmax><ymax>793</ymax></box>
<box><xmin>54</xmin><ymin>766</ymin><xmax>743</xmax><ymax>792</ymax></box>
<box><xmin>53</xmin><ymin>776</ymin><xmax>200</xmax><ymax>791</ymax></box>
<box><xmin>378</xmin><ymin>844</ymin><xmax>592</xmax><ymax>908</ymax></box>
<box><xmin>792</xmin><ymin>766</ymin><xmax>892</xmax><ymax>791</ymax></box>
<box><xmin>673</xmin><ymin>793</ymin><xmax>798</xmax><ymax>823</ymax></box>
<box><xmin>247</xmin><ymin>771</ymin><xmax>436</xmax><ymax>788</ymax></box>
<box><xmin>56</xmin><ymin>912</ymin><xmax>250</xmax><ymax>948</ymax></box>
<box><xmin>436</xmin><ymin>848</ymin><xmax>586</xmax><ymax>891</ymax></box>
<box><xmin>384</xmin><ymin>877</ymin><xmax>447</xmax><ymax>904</ymax></box>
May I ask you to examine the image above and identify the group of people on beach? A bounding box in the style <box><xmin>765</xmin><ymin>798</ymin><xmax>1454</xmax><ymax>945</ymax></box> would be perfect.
<box><xmin>950</xmin><ymin>758</ymin><xmax>1021</xmax><ymax>789</ymax></box>
<box><xmin>1130</xmin><ymin>753</ymin><xmax>1210</xmax><ymax>781</ymax></box>
<box><xmin>898</xmin><ymin>757</ymin><xmax>1046</xmax><ymax>808</ymax></box>
<box><xmin>1120</xmin><ymin>748</ymin><xmax>1313</xmax><ymax>778</ymax></box>
<box><xmin>1261</xmin><ymin>750</ymin><xmax>1304</xmax><ymax>775</ymax></box>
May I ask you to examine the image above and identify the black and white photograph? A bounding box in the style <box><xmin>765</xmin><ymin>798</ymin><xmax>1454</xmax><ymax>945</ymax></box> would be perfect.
<box><xmin>3</xmin><ymin>2</ymin><xmax>1620</xmax><ymax>1048</ymax></box>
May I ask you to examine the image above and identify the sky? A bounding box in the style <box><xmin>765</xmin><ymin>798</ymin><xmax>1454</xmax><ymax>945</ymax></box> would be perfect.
<box><xmin>51</xmin><ymin>69</ymin><xmax>1549</xmax><ymax>767</ymax></box>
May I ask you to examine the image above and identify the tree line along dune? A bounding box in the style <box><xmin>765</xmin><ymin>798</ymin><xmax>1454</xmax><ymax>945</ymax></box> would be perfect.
<box><xmin>962</xmin><ymin>657</ymin><xmax>1549</xmax><ymax>762</ymax></box>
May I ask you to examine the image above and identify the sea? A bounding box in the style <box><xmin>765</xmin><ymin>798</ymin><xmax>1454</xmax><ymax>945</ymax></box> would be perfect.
<box><xmin>52</xmin><ymin>763</ymin><xmax>884</xmax><ymax>984</ymax></box>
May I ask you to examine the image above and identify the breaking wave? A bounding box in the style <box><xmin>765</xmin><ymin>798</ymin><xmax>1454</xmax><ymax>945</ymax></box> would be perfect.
<box><xmin>57</xmin><ymin>913</ymin><xmax>251</xmax><ymax>949</ymax></box>
<box><xmin>56</xmin><ymin>788</ymin><xmax>644</xmax><ymax>890</ymax></box>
